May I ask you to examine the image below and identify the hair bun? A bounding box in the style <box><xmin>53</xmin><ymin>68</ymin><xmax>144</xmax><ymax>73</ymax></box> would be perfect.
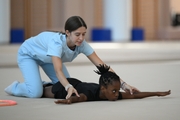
<box><xmin>94</xmin><ymin>64</ymin><xmax>110</xmax><ymax>75</ymax></box>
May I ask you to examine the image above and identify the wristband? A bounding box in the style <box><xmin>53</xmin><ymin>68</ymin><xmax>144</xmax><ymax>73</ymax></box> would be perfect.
<box><xmin>121</xmin><ymin>82</ymin><xmax>126</xmax><ymax>88</ymax></box>
<box><xmin>65</xmin><ymin>84</ymin><xmax>73</xmax><ymax>91</ymax></box>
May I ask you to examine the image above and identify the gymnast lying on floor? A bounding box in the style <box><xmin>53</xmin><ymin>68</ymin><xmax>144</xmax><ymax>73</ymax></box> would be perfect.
<box><xmin>42</xmin><ymin>64</ymin><xmax>171</xmax><ymax>104</ymax></box>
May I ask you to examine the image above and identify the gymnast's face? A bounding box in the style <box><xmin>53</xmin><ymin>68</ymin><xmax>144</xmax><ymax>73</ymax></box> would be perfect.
<box><xmin>66</xmin><ymin>26</ymin><xmax>86</xmax><ymax>47</ymax></box>
<box><xmin>103</xmin><ymin>80</ymin><xmax>120</xmax><ymax>101</ymax></box>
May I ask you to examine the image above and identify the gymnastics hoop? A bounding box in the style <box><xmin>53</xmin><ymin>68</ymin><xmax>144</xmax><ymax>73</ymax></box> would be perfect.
<box><xmin>0</xmin><ymin>100</ymin><xmax>17</xmax><ymax>106</ymax></box>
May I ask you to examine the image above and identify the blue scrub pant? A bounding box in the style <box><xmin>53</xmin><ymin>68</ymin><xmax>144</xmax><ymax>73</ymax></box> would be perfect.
<box><xmin>11</xmin><ymin>52</ymin><xmax>70</xmax><ymax>98</ymax></box>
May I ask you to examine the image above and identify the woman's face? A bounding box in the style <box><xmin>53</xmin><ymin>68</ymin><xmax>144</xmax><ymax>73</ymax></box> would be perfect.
<box><xmin>66</xmin><ymin>26</ymin><xmax>86</xmax><ymax>47</ymax></box>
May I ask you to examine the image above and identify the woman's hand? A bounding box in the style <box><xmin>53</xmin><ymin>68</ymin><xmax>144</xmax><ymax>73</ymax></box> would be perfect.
<box><xmin>122</xmin><ymin>83</ymin><xmax>140</xmax><ymax>94</ymax></box>
<box><xmin>66</xmin><ymin>86</ymin><xmax>80</xmax><ymax>99</ymax></box>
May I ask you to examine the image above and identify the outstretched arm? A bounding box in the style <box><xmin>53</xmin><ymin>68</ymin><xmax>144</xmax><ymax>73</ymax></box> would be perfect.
<box><xmin>55</xmin><ymin>93</ymin><xmax>87</xmax><ymax>104</ymax></box>
<box><xmin>121</xmin><ymin>90</ymin><xmax>171</xmax><ymax>99</ymax></box>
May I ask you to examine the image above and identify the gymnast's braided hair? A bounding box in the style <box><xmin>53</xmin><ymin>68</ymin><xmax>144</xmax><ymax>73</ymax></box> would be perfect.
<box><xmin>94</xmin><ymin>64</ymin><xmax>120</xmax><ymax>88</ymax></box>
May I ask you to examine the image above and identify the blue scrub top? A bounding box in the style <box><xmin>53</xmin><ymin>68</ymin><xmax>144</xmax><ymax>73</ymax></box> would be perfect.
<box><xmin>18</xmin><ymin>31</ymin><xmax>94</xmax><ymax>63</ymax></box>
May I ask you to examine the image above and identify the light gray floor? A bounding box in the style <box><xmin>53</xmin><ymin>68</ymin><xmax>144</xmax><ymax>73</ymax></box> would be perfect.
<box><xmin>0</xmin><ymin>61</ymin><xmax>180</xmax><ymax>120</ymax></box>
<box><xmin>0</xmin><ymin>42</ymin><xmax>180</xmax><ymax>120</ymax></box>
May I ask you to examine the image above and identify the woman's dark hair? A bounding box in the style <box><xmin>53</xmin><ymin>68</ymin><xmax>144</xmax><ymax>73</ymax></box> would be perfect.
<box><xmin>94</xmin><ymin>64</ymin><xmax>120</xmax><ymax>88</ymax></box>
<box><xmin>64</xmin><ymin>16</ymin><xmax>87</xmax><ymax>33</ymax></box>
<box><xmin>47</xmin><ymin>16</ymin><xmax>87</xmax><ymax>35</ymax></box>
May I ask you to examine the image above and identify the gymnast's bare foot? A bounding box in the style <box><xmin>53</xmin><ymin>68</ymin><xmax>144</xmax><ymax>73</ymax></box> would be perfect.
<box><xmin>157</xmin><ymin>90</ymin><xmax>171</xmax><ymax>96</ymax></box>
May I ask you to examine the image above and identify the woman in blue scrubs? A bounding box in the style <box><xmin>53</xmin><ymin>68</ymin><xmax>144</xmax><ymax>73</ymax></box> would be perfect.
<box><xmin>5</xmin><ymin>16</ymin><xmax>139</xmax><ymax>98</ymax></box>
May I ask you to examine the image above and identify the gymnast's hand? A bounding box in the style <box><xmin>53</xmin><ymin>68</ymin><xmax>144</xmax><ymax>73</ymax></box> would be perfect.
<box><xmin>66</xmin><ymin>86</ymin><xmax>80</xmax><ymax>99</ymax></box>
<box><xmin>55</xmin><ymin>94</ymin><xmax>87</xmax><ymax>104</ymax></box>
<box><xmin>122</xmin><ymin>83</ymin><xmax>140</xmax><ymax>95</ymax></box>
<box><xmin>55</xmin><ymin>99</ymin><xmax>72</xmax><ymax>104</ymax></box>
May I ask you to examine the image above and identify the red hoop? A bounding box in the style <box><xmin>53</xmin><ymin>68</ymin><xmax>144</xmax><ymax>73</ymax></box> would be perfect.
<box><xmin>0</xmin><ymin>100</ymin><xmax>17</xmax><ymax>106</ymax></box>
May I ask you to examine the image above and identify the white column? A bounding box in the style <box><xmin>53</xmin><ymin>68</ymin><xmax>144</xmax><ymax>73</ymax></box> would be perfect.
<box><xmin>0</xmin><ymin>0</ymin><xmax>10</xmax><ymax>44</ymax></box>
<box><xmin>103</xmin><ymin>0</ymin><xmax>132</xmax><ymax>42</ymax></box>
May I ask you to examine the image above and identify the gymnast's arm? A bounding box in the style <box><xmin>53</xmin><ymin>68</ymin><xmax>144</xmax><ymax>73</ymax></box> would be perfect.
<box><xmin>54</xmin><ymin>93</ymin><xmax>87</xmax><ymax>104</ymax></box>
<box><xmin>120</xmin><ymin>90</ymin><xmax>171</xmax><ymax>99</ymax></box>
